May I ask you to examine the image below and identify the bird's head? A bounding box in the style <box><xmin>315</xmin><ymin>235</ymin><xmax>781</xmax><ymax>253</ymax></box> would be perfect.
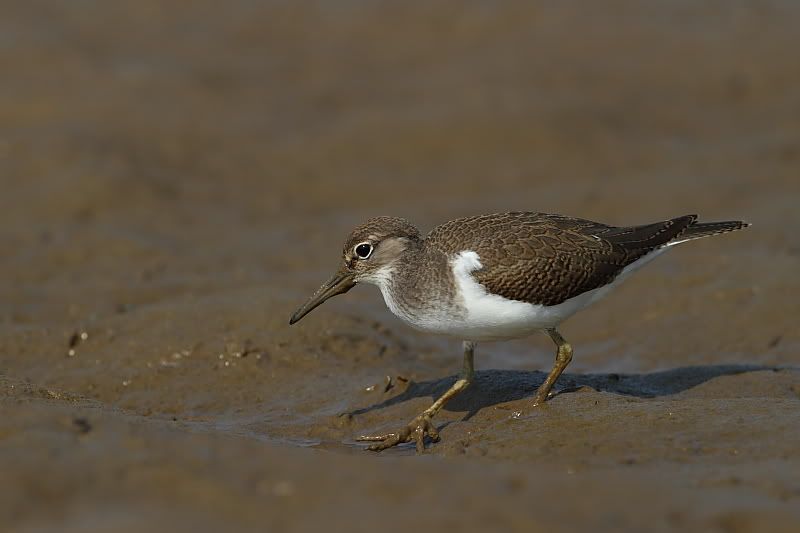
<box><xmin>289</xmin><ymin>216</ymin><xmax>421</xmax><ymax>325</ymax></box>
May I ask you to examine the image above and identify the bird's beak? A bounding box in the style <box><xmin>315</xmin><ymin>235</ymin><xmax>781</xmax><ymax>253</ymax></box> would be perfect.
<box><xmin>289</xmin><ymin>268</ymin><xmax>356</xmax><ymax>325</ymax></box>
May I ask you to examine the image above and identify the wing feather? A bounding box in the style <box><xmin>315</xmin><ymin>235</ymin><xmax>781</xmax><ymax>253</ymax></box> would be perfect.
<box><xmin>425</xmin><ymin>212</ymin><xmax>696</xmax><ymax>306</ymax></box>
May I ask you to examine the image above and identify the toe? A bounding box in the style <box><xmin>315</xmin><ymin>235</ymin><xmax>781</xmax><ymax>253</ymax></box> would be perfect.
<box><xmin>414</xmin><ymin>433</ymin><xmax>425</xmax><ymax>453</ymax></box>
<box><xmin>356</xmin><ymin>434</ymin><xmax>393</xmax><ymax>442</ymax></box>
<box><xmin>426</xmin><ymin>423</ymin><xmax>440</xmax><ymax>442</ymax></box>
<box><xmin>366</xmin><ymin>442</ymin><xmax>385</xmax><ymax>452</ymax></box>
<box><xmin>366</xmin><ymin>434</ymin><xmax>400</xmax><ymax>452</ymax></box>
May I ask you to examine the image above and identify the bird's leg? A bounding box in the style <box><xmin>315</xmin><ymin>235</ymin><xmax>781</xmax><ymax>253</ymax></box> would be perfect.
<box><xmin>357</xmin><ymin>341</ymin><xmax>475</xmax><ymax>452</ymax></box>
<box><xmin>532</xmin><ymin>328</ymin><xmax>573</xmax><ymax>406</ymax></box>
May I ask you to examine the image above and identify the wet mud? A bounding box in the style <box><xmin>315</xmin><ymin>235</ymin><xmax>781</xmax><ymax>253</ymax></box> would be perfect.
<box><xmin>1</xmin><ymin>1</ymin><xmax>799</xmax><ymax>531</ymax></box>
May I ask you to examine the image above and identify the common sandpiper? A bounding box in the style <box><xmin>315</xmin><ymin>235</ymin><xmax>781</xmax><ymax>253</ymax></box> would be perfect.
<box><xmin>289</xmin><ymin>212</ymin><xmax>749</xmax><ymax>452</ymax></box>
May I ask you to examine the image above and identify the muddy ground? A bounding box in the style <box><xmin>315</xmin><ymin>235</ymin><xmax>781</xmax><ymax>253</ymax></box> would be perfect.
<box><xmin>1</xmin><ymin>1</ymin><xmax>799</xmax><ymax>532</ymax></box>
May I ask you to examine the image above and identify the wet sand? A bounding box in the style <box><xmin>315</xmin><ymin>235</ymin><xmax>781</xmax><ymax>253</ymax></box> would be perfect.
<box><xmin>2</xmin><ymin>1</ymin><xmax>800</xmax><ymax>531</ymax></box>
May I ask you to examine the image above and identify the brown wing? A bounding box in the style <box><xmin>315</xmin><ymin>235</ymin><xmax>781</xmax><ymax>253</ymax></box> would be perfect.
<box><xmin>425</xmin><ymin>212</ymin><xmax>697</xmax><ymax>306</ymax></box>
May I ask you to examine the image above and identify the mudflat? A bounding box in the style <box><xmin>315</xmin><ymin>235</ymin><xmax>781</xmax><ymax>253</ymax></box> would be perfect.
<box><xmin>1</xmin><ymin>2</ymin><xmax>799</xmax><ymax>532</ymax></box>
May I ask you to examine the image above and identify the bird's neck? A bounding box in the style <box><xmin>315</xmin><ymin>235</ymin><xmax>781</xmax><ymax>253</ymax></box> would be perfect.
<box><xmin>371</xmin><ymin>243</ymin><xmax>458</xmax><ymax>321</ymax></box>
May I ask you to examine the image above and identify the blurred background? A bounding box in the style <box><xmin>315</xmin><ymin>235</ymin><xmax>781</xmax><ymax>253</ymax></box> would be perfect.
<box><xmin>1</xmin><ymin>2</ymin><xmax>799</xmax><ymax>531</ymax></box>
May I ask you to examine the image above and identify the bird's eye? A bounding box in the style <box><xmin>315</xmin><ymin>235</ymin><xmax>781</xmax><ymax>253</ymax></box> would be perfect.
<box><xmin>354</xmin><ymin>242</ymin><xmax>373</xmax><ymax>259</ymax></box>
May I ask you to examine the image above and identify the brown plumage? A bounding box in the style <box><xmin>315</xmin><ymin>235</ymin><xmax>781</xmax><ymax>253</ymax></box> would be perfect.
<box><xmin>425</xmin><ymin>212</ymin><xmax>749</xmax><ymax>306</ymax></box>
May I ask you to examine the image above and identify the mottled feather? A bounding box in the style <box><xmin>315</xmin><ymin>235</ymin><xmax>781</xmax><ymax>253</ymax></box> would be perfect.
<box><xmin>425</xmin><ymin>212</ymin><xmax>748</xmax><ymax>306</ymax></box>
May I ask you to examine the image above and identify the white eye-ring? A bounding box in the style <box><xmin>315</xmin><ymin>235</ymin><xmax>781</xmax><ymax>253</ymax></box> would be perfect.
<box><xmin>354</xmin><ymin>242</ymin><xmax>373</xmax><ymax>259</ymax></box>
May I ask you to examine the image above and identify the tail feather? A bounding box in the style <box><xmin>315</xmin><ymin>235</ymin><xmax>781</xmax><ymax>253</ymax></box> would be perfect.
<box><xmin>672</xmin><ymin>219</ymin><xmax>751</xmax><ymax>244</ymax></box>
<box><xmin>601</xmin><ymin>214</ymin><xmax>698</xmax><ymax>250</ymax></box>
<box><xmin>599</xmin><ymin>215</ymin><xmax>750</xmax><ymax>251</ymax></box>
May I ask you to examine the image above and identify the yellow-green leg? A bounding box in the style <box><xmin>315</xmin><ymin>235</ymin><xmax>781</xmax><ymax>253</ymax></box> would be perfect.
<box><xmin>357</xmin><ymin>340</ymin><xmax>475</xmax><ymax>452</ymax></box>
<box><xmin>532</xmin><ymin>328</ymin><xmax>573</xmax><ymax>406</ymax></box>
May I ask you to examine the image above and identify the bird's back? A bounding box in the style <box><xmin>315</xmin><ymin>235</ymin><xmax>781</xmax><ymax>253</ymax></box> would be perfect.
<box><xmin>424</xmin><ymin>212</ymin><xmax>745</xmax><ymax>307</ymax></box>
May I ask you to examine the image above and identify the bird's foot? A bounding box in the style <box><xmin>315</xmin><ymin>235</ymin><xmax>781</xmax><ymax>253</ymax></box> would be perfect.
<box><xmin>531</xmin><ymin>387</ymin><xmax>556</xmax><ymax>407</ymax></box>
<box><xmin>356</xmin><ymin>413</ymin><xmax>439</xmax><ymax>453</ymax></box>
<box><xmin>496</xmin><ymin>389</ymin><xmax>555</xmax><ymax>419</ymax></box>
<box><xmin>514</xmin><ymin>385</ymin><xmax>596</xmax><ymax>417</ymax></box>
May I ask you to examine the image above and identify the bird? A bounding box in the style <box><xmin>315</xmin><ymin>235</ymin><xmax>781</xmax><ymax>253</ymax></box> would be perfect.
<box><xmin>289</xmin><ymin>212</ymin><xmax>750</xmax><ymax>452</ymax></box>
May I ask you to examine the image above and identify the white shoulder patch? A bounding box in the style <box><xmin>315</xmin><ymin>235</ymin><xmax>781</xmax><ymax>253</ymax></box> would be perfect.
<box><xmin>451</xmin><ymin>250</ymin><xmax>483</xmax><ymax>277</ymax></box>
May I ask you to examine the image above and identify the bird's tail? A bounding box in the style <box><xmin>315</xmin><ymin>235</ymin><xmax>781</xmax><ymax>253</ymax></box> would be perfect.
<box><xmin>672</xmin><ymin>219</ymin><xmax>751</xmax><ymax>244</ymax></box>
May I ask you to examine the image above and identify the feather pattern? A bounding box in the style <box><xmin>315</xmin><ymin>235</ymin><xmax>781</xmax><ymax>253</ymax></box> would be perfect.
<box><xmin>425</xmin><ymin>212</ymin><xmax>748</xmax><ymax>306</ymax></box>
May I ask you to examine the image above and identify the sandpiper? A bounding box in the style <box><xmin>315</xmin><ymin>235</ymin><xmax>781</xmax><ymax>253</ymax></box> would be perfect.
<box><xmin>289</xmin><ymin>212</ymin><xmax>749</xmax><ymax>452</ymax></box>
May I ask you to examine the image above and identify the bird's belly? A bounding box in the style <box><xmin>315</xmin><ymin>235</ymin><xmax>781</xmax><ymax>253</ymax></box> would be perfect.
<box><xmin>383</xmin><ymin>288</ymin><xmax>596</xmax><ymax>342</ymax></box>
<box><xmin>424</xmin><ymin>291</ymin><xmax>595</xmax><ymax>341</ymax></box>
